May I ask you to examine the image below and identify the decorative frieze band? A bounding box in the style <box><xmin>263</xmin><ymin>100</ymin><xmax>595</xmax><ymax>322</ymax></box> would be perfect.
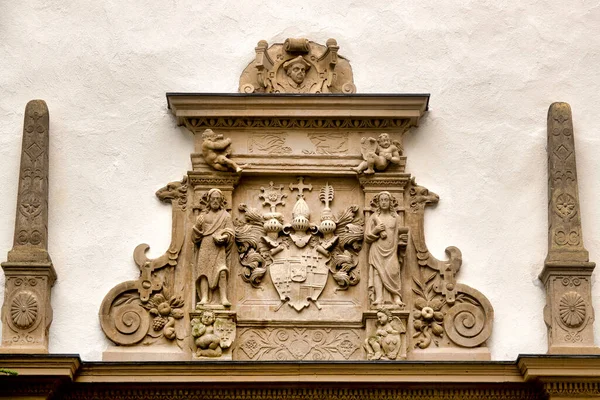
<box><xmin>182</xmin><ymin>117</ymin><xmax>413</xmax><ymax>132</ymax></box>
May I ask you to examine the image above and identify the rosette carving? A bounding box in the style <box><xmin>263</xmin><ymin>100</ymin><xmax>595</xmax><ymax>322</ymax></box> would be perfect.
<box><xmin>10</xmin><ymin>291</ymin><xmax>38</xmax><ymax>329</ymax></box>
<box><xmin>559</xmin><ymin>291</ymin><xmax>586</xmax><ymax>328</ymax></box>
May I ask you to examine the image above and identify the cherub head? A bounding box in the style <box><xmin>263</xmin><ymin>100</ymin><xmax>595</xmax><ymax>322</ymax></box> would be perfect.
<box><xmin>376</xmin><ymin>308</ymin><xmax>393</xmax><ymax>325</ymax></box>
<box><xmin>201</xmin><ymin>129</ymin><xmax>223</xmax><ymax>141</ymax></box>
<box><xmin>377</xmin><ymin>133</ymin><xmax>391</xmax><ymax>148</ymax></box>
<box><xmin>201</xmin><ymin>310</ymin><xmax>215</xmax><ymax>326</ymax></box>
<box><xmin>283</xmin><ymin>56</ymin><xmax>311</xmax><ymax>85</ymax></box>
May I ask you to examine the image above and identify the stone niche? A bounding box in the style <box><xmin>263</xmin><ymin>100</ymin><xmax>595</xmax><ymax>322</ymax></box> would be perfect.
<box><xmin>99</xmin><ymin>38</ymin><xmax>493</xmax><ymax>361</ymax></box>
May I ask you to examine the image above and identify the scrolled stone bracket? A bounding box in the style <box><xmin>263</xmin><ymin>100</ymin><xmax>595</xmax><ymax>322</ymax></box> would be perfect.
<box><xmin>540</xmin><ymin>102</ymin><xmax>600</xmax><ymax>354</ymax></box>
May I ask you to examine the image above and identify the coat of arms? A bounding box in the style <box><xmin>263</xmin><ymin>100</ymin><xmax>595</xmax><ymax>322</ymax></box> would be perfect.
<box><xmin>234</xmin><ymin>178</ymin><xmax>364</xmax><ymax>312</ymax></box>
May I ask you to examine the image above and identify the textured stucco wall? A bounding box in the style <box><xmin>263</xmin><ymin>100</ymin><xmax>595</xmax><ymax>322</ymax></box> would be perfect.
<box><xmin>1</xmin><ymin>1</ymin><xmax>600</xmax><ymax>361</ymax></box>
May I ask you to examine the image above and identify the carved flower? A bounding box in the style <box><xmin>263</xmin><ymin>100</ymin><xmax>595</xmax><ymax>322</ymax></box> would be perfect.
<box><xmin>555</xmin><ymin>194</ymin><xmax>576</xmax><ymax>218</ymax></box>
<box><xmin>240</xmin><ymin>337</ymin><xmax>262</xmax><ymax>359</ymax></box>
<box><xmin>414</xmin><ymin>298</ymin><xmax>444</xmax><ymax>333</ymax></box>
<box><xmin>10</xmin><ymin>292</ymin><xmax>38</xmax><ymax>329</ymax></box>
<box><xmin>559</xmin><ymin>291</ymin><xmax>586</xmax><ymax>328</ymax></box>
<box><xmin>412</xmin><ymin>296</ymin><xmax>445</xmax><ymax>350</ymax></box>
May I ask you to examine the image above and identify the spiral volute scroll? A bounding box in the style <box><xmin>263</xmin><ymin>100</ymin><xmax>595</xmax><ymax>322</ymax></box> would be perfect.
<box><xmin>99</xmin><ymin>281</ymin><xmax>150</xmax><ymax>346</ymax></box>
<box><xmin>443</xmin><ymin>284</ymin><xmax>494</xmax><ymax>348</ymax></box>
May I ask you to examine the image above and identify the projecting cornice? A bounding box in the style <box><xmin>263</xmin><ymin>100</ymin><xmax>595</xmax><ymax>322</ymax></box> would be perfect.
<box><xmin>166</xmin><ymin>93</ymin><xmax>430</xmax><ymax>129</ymax></box>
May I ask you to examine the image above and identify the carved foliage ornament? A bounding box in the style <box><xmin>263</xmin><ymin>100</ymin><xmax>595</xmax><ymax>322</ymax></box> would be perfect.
<box><xmin>237</xmin><ymin>327</ymin><xmax>361</xmax><ymax>360</ymax></box>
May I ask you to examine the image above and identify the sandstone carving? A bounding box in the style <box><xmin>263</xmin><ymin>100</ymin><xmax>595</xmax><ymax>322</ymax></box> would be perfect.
<box><xmin>191</xmin><ymin>311</ymin><xmax>222</xmax><ymax>357</ymax></box>
<box><xmin>142</xmin><ymin>288</ymin><xmax>185</xmax><ymax>341</ymax></box>
<box><xmin>540</xmin><ymin>102</ymin><xmax>600</xmax><ymax>354</ymax></box>
<box><xmin>191</xmin><ymin>309</ymin><xmax>236</xmax><ymax>359</ymax></box>
<box><xmin>201</xmin><ymin>129</ymin><xmax>245</xmax><ymax>173</ymax></box>
<box><xmin>239</xmin><ymin>38</ymin><xmax>356</xmax><ymax>94</ymax></box>
<box><xmin>99</xmin><ymin>177</ymin><xmax>188</xmax><ymax>348</ymax></box>
<box><xmin>248</xmin><ymin>134</ymin><xmax>292</xmax><ymax>154</ymax></box>
<box><xmin>403</xmin><ymin>178</ymin><xmax>494</xmax><ymax>351</ymax></box>
<box><xmin>236</xmin><ymin>327</ymin><xmax>361</xmax><ymax>360</ymax></box>
<box><xmin>235</xmin><ymin>178</ymin><xmax>364</xmax><ymax>312</ymax></box>
<box><xmin>365</xmin><ymin>308</ymin><xmax>406</xmax><ymax>360</ymax></box>
<box><xmin>365</xmin><ymin>192</ymin><xmax>407</xmax><ymax>308</ymax></box>
<box><xmin>352</xmin><ymin>133</ymin><xmax>403</xmax><ymax>175</ymax></box>
<box><xmin>303</xmin><ymin>132</ymin><xmax>349</xmax><ymax>155</ymax></box>
<box><xmin>1</xmin><ymin>100</ymin><xmax>56</xmax><ymax>354</ymax></box>
<box><xmin>192</xmin><ymin>188</ymin><xmax>234</xmax><ymax>308</ymax></box>
<box><xmin>99</xmin><ymin>41</ymin><xmax>492</xmax><ymax>361</ymax></box>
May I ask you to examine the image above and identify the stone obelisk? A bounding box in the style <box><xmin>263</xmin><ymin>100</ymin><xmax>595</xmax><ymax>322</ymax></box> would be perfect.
<box><xmin>1</xmin><ymin>100</ymin><xmax>56</xmax><ymax>353</ymax></box>
<box><xmin>540</xmin><ymin>102</ymin><xmax>599</xmax><ymax>354</ymax></box>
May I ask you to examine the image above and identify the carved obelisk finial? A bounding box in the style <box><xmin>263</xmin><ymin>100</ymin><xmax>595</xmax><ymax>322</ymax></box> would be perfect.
<box><xmin>1</xmin><ymin>100</ymin><xmax>56</xmax><ymax>353</ymax></box>
<box><xmin>540</xmin><ymin>102</ymin><xmax>599</xmax><ymax>354</ymax></box>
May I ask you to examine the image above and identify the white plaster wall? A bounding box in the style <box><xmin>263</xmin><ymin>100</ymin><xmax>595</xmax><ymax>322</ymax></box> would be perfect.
<box><xmin>1</xmin><ymin>0</ymin><xmax>600</xmax><ymax>361</ymax></box>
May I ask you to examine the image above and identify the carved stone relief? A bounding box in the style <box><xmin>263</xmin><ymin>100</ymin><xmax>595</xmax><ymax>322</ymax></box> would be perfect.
<box><xmin>239</xmin><ymin>38</ymin><xmax>356</xmax><ymax>94</ymax></box>
<box><xmin>352</xmin><ymin>133</ymin><xmax>404</xmax><ymax>175</ymax></box>
<box><xmin>540</xmin><ymin>102</ymin><xmax>600</xmax><ymax>354</ymax></box>
<box><xmin>303</xmin><ymin>132</ymin><xmax>349</xmax><ymax>155</ymax></box>
<box><xmin>234</xmin><ymin>177</ymin><xmax>364</xmax><ymax>312</ymax></box>
<box><xmin>235</xmin><ymin>326</ymin><xmax>362</xmax><ymax>360</ymax></box>
<box><xmin>192</xmin><ymin>188</ymin><xmax>234</xmax><ymax>308</ymax></box>
<box><xmin>98</xmin><ymin>38</ymin><xmax>491</xmax><ymax>361</ymax></box>
<box><xmin>201</xmin><ymin>129</ymin><xmax>245</xmax><ymax>173</ymax></box>
<box><xmin>248</xmin><ymin>134</ymin><xmax>292</xmax><ymax>155</ymax></box>
<box><xmin>99</xmin><ymin>177</ymin><xmax>189</xmax><ymax>349</ymax></box>
<box><xmin>1</xmin><ymin>100</ymin><xmax>56</xmax><ymax>354</ymax></box>
<box><xmin>364</xmin><ymin>308</ymin><xmax>407</xmax><ymax>360</ymax></box>
<box><xmin>191</xmin><ymin>309</ymin><xmax>236</xmax><ymax>360</ymax></box>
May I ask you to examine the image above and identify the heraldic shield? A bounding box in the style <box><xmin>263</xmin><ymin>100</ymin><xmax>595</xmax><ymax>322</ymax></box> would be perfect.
<box><xmin>270</xmin><ymin>249</ymin><xmax>329</xmax><ymax>312</ymax></box>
